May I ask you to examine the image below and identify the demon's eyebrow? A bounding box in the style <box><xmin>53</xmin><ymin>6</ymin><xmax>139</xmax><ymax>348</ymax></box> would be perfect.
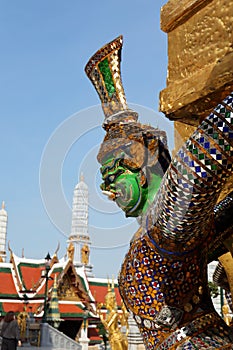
<box><xmin>101</xmin><ymin>157</ymin><xmax>123</xmax><ymax>176</ymax></box>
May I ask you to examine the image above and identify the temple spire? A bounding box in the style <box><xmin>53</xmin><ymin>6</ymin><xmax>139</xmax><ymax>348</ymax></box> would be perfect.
<box><xmin>0</xmin><ymin>201</ymin><xmax>8</xmax><ymax>262</ymax></box>
<box><xmin>67</xmin><ymin>173</ymin><xmax>93</xmax><ymax>277</ymax></box>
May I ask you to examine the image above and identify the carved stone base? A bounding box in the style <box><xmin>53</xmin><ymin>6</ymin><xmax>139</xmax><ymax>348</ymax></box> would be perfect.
<box><xmin>79</xmin><ymin>329</ymin><xmax>90</xmax><ymax>350</ymax></box>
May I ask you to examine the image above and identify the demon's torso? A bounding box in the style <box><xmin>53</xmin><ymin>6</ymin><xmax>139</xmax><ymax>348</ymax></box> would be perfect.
<box><xmin>119</xmin><ymin>233</ymin><xmax>232</xmax><ymax>349</ymax></box>
<box><xmin>118</xmin><ymin>94</ymin><xmax>233</xmax><ymax>349</ymax></box>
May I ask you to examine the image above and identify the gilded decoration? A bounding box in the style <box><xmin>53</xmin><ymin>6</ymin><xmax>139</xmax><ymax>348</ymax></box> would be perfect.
<box><xmin>17</xmin><ymin>308</ymin><xmax>28</xmax><ymax>341</ymax></box>
<box><xmin>159</xmin><ymin>0</ymin><xmax>233</xmax><ymax>123</ymax></box>
<box><xmin>57</xmin><ymin>263</ymin><xmax>91</xmax><ymax>308</ymax></box>
<box><xmin>67</xmin><ymin>242</ymin><xmax>75</xmax><ymax>261</ymax></box>
<box><xmin>98</xmin><ymin>281</ymin><xmax>128</xmax><ymax>350</ymax></box>
<box><xmin>81</xmin><ymin>244</ymin><xmax>90</xmax><ymax>265</ymax></box>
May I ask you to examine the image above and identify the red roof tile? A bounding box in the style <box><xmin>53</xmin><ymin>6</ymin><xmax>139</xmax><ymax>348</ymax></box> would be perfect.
<box><xmin>19</xmin><ymin>264</ymin><xmax>44</xmax><ymax>291</ymax></box>
<box><xmin>89</xmin><ymin>283</ymin><xmax>121</xmax><ymax>306</ymax></box>
<box><xmin>0</xmin><ymin>270</ymin><xmax>17</xmax><ymax>296</ymax></box>
<box><xmin>1</xmin><ymin>302</ymin><xmax>40</xmax><ymax>314</ymax></box>
<box><xmin>59</xmin><ymin>303</ymin><xmax>84</xmax><ymax>317</ymax></box>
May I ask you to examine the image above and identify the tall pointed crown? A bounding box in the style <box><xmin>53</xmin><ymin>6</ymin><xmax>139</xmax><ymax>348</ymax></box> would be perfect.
<box><xmin>85</xmin><ymin>36</ymin><xmax>171</xmax><ymax>173</ymax></box>
<box><xmin>85</xmin><ymin>35</ymin><xmax>138</xmax><ymax>129</ymax></box>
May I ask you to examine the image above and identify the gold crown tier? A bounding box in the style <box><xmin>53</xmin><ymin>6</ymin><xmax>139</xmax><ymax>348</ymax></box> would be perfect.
<box><xmin>85</xmin><ymin>35</ymin><xmax>138</xmax><ymax>129</ymax></box>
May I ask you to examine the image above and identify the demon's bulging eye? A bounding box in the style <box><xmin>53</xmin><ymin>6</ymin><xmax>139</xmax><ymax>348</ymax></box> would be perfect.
<box><xmin>103</xmin><ymin>174</ymin><xmax>116</xmax><ymax>187</ymax></box>
<box><xmin>108</xmin><ymin>175</ymin><xmax>115</xmax><ymax>183</ymax></box>
<box><xmin>103</xmin><ymin>169</ymin><xmax>125</xmax><ymax>186</ymax></box>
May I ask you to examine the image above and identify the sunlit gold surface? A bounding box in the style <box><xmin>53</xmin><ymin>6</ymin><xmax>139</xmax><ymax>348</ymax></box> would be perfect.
<box><xmin>81</xmin><ymin>244</ymin><xmax>90</xmax><ymax>265</ymax></box>
<box><xmin>159</xmin><ymin>0</ymin><xmax>233</xmax><ymax>124</ymax></box>
<box><xmin>160</xmin><ymin>1</ymin><xmax>233</xmax><ymax>319</ymax></box>
<box><xmin>173</xmin><ymin>121</ymin><xmax>196</xmax><ymax>154</ymax></box>
<box><xmin>219</xmin><ymin>253</ymin><xmax>233</xmax><ymax>308</ymax></box>
<box><xmin>98</xmin><ymin>282</ymin><xmax>128</xmax><ymax>350</ymax></box>
<box><xmin>161</xmin><ymin>0</ymin><xmax>213</xmax><ymax>32</ymax></box>
<box><xmin>222</xmin><ymin>300</ymin><xmax>232</xmax><ymax>326</ymax></box>
<box><xmin>67</xmin><ymin>242</ymin><xmax>74</xmax><ymax>261</ymax></box>
<box><xmin>17</xmin><ymin>308</ymin><xmax>28</xmax><ymax>341</ymax></box>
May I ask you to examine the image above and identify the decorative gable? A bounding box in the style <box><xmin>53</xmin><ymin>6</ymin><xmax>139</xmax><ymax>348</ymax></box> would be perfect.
<box><xmin>18</xmin><ymin>262</ymin><xmax>44</xmax><ymax>291</ymax></box>
<box><xmin>57</xmin><ymin>261</ymin><xmax>93</xmax><ymax>311</ymax></box>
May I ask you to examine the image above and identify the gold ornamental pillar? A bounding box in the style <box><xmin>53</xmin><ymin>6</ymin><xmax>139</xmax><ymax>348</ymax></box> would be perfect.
<box><xmin>159</xmin><ymin>0</ymin><xmax>233</xmax><ymax>307</ymax></box>
<box><xmin>159</xmin><ymin>0</ymin><xmax>233</xmax><ymax>196</ymax></box>
<box><xmin>159</xmin><ymin>0</ymin><xmax>233</xmax><ymax>126</ymax></box>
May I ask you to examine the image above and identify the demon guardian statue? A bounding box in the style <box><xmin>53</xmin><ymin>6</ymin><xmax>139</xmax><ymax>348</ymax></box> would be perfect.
<box><xmin>85</xmin><ymin>36</ymin><xmax>233</xmax><ymax>349</ymax></box>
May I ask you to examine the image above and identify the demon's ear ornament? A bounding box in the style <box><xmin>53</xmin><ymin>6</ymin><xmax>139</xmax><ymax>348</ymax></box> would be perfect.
<box><xmin>85</xmin><ymin>35</ymin><xmax>170</xmax><ymax>172</ymax></box>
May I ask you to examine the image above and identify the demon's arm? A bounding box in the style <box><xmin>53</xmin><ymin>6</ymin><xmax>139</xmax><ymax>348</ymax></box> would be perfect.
<box><xmin>148</xmin><ymin>93</ymin><xmax>233</xmax><ymax>253</ymax></box>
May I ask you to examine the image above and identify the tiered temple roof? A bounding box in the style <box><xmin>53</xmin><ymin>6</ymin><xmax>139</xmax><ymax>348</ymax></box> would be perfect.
<box><xmin>0</xmin><ymin>251</ymin><xmax>121</xmax><ymax>319</ymax></box>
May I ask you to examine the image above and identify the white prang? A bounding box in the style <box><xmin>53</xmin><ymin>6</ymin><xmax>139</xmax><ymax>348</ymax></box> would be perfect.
<box><xmin>0</xmin><ymin>201</ymin><xmax>7</xmax><ymax>262</ymax></box>
<box><xmin>68</xmin><ymin>173</ymin><xmax>93</xmax><ymax>277</ymax></box>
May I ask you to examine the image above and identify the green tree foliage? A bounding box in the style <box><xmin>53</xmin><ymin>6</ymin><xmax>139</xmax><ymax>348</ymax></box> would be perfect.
<box><xmin>97</xmin><ymin>322</ymin><xmax>108</xmax><ymax>350</ymax></box>
<box><xmin>208</xmin><ymin>281</ymin><xmax>219</xmax><ymax>298</ymax></box>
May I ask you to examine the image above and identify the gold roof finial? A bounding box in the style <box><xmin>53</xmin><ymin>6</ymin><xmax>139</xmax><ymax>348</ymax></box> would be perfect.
<box><xmin>80</xmin><ymin>172</ymin><xmax>84</xmax><ymax>182</ymax></box>
<box><xmin>54</xmin><ymin>274</ymin><xmax>58</xmax><ymax>288</ymax></box>
<box><xmin>1</xmin><ymin>201</ymin><xmax>5</xmax><ymax>210</ymax></box>
<box><xmin>107</xmin><ymin>275</ymin><xmax>115</xmax><ymax>292</ymax></box>
<box><xmin>107</xmin><ymin>275</ymin><xmax>111</xmax><ymax>292</ymax></box>
<box><xmin>54</xmin><ymin>242</ymin><xmax>60</xmax><ymax>257</ymax></box>
<box><xmin>112</xmin><ymin>275</ymin><xmax>115</xmax><ymax>291</ymax></box>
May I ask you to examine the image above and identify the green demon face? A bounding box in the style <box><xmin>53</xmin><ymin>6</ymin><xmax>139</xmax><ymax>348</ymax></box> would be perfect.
<box><xmin>100</xmin><ymin>157</ymin><xmax>147</xmax><ymax>217</ymax></box>
<box><xmin>100</xmin><ymin>155</ymin><xmax>162</xmax><ymax>217</ymax></box>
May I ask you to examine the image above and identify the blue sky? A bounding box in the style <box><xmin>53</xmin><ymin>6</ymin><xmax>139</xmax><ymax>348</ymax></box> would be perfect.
<box><xmin>0</xmin><ymin>0</ymin><xmax>172</xmax><ymax>277</ymax></box>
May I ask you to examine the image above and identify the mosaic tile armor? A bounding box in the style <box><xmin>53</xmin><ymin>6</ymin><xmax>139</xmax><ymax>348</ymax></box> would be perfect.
<box><xmin>85</xmin><ymin>36</ymin><xmax>233</xmax><ymax>349</ymax></box>
<box><xmin>119</xmin><ymin>94</ymin><xmax>233</xmax><ymax>349</ymax></box>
